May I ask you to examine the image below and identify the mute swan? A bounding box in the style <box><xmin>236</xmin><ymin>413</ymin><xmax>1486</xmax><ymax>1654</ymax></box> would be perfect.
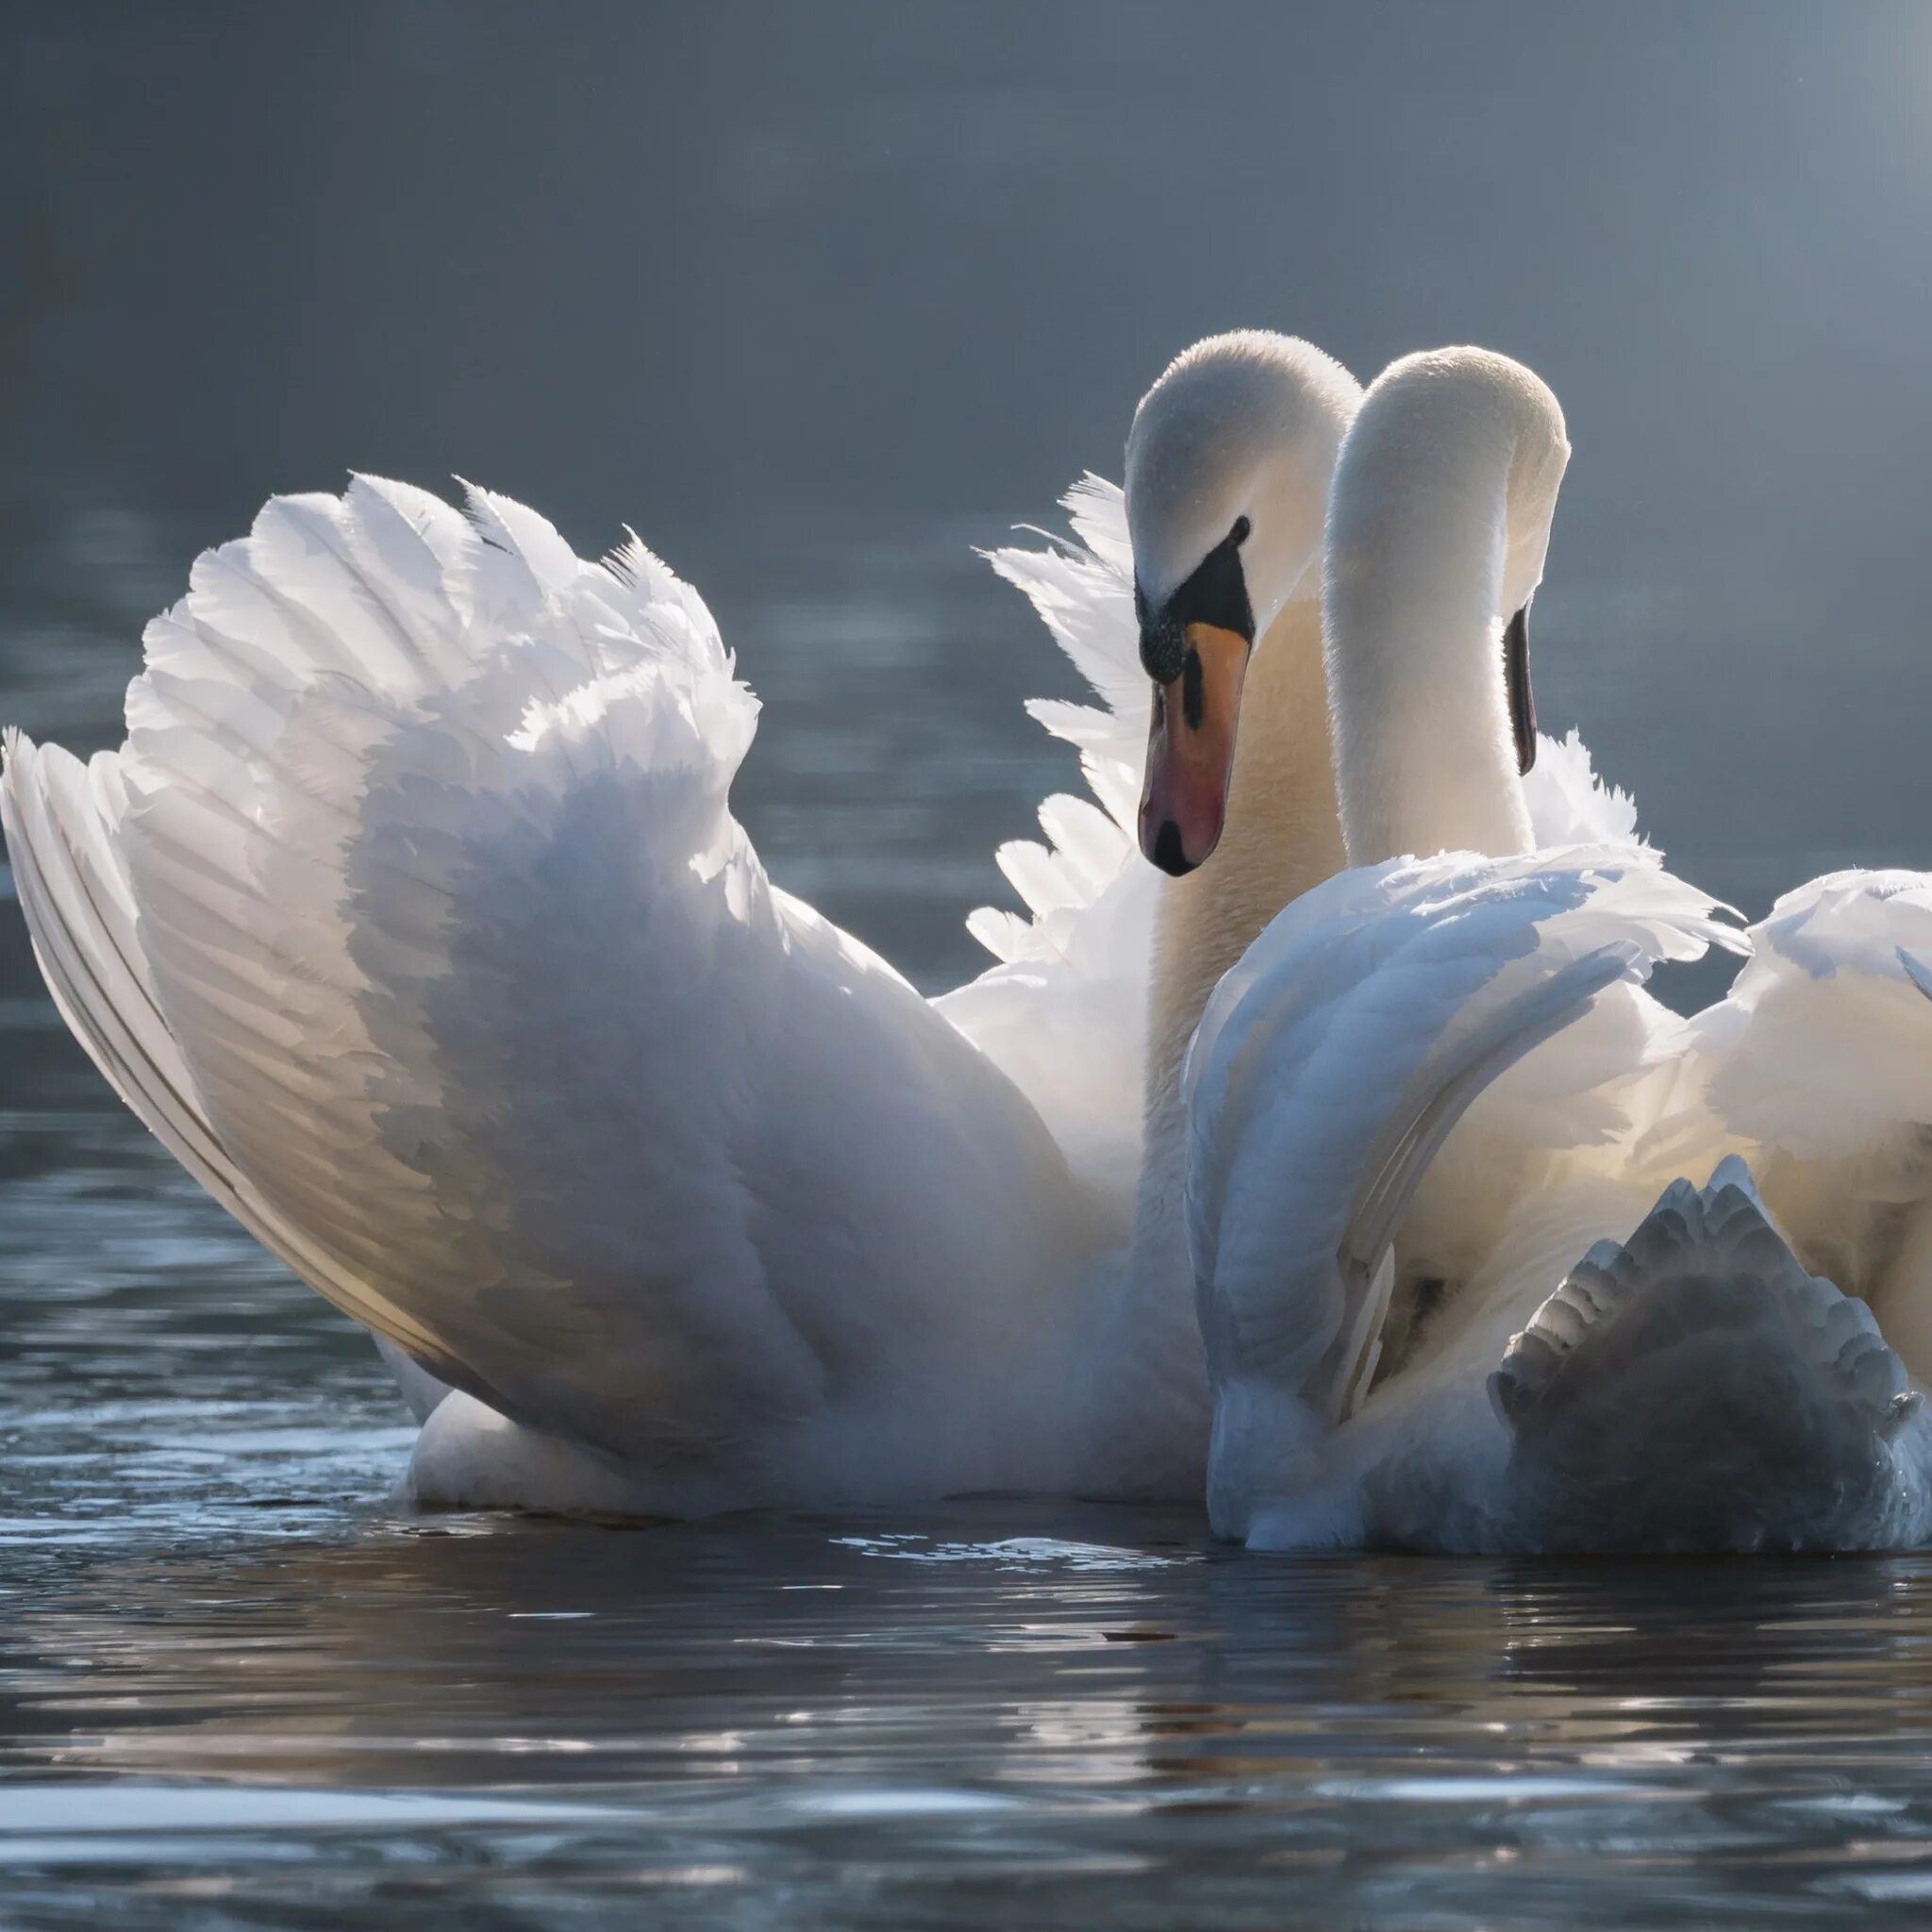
<box><xmin>2</xmin><ymin>331</ymin><xmax>1378</xmax><ymax>1517</ymax></box>
<box><xmin>1186</xmin><ymin>346</ymin><xmax>1932</xmax><ymax>1553</ymax></box>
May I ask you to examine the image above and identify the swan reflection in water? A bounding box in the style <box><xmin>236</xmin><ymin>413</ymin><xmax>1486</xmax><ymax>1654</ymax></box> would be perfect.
<box><xmin>8</xmin><ymin>1507</ymin><xmax>1932</xmax><ymax>1922</ymax></box>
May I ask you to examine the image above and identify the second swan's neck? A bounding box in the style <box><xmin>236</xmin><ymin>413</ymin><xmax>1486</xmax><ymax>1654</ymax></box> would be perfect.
<box><xmin>1324</xmin><ymin>414</ymin><xmax>1534</xmax><ymax>867</ymax></box>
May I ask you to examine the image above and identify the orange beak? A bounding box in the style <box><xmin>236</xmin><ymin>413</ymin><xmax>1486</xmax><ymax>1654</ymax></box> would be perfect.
<box><xmin>1137</xmin><ymin>622</ymin><xmax>1251</xmax><ymax>875</ymax></box>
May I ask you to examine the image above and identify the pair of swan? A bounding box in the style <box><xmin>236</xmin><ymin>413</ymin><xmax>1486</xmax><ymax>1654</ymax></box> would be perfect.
<box><xmin>6</xmin><ymin>332</ymin><xmax>1928</xmax><ymax>1549</ymax></box>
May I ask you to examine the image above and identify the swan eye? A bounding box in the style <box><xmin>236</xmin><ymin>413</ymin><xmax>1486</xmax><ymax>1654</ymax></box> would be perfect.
<box><xmin>1155</xmin><ymin>522</ymin><xmax>1255</xmax><ymax>649</ymax></box>
<box><xmin>1136</xmin><ymin>518</ymin><xmax>1256</xmax><ymax>683</ymax></box>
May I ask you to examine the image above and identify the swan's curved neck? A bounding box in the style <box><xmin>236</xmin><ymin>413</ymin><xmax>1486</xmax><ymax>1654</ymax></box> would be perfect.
<box><xmin>1142</xmin><ymin>591</ymin><xmax>1343</xmax><ymax>1124</ymax></box>
<box><xmin>1325</xmin><ymin>448</ymin><xmax>1533</xmax><ymax>866</ymax></box>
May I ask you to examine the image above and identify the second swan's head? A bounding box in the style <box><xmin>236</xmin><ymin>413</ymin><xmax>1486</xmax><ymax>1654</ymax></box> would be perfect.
<box><xmin>1124</xmin><ymin>331</ymin><xmax>1361</xmax><ymax>875</ymax></box>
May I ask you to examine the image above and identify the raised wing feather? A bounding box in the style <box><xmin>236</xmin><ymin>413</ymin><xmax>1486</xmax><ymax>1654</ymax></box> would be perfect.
<box><xmin>1706</xmin><ymin>871</ymin><xmax>1932</xmax><ymax>1160</ymax></box>
<box><xmin>5</xmin><ymin>480</ymin><xmax>1095</xmax><ymax>1469</ymax></box>
<box><xmin>935</xmin><ymin>476</ymin><xmax>1158</xmax><ymax>1217</ymax></box>
<box><xmin>1184</xmin><ymin>847</ymin><xmax>1740</xmax><ymax>1432</ymax></box>
<box><xmin>0</xmin><ymin>727</ymin><xmax>463</xmax><ymax>1375</ymax></box>
<box><xmin>1522</xmin><ymin>727</ymin><xmax>1642</xmax><ymax>851</ymax></box>
<box><xmin>1674</xmin><ymin>868</ymin><xmax>1932</xmax><ymax>1362</ymax></box>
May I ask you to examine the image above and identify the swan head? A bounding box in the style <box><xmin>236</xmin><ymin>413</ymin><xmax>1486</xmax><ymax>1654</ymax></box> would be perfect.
<box><xmin>1124</xmin><ymin>331</ymin><xmax>1360</xmax><ymax>875</ymax></box>
<box><xmin>1324</xmin><ymin>346</ymin><xmax>1572</xmax><ymax>863</ymax></box>
<box><xmin>1340</xmin><ymin>343</ymin><xmax>1568</xmax><ymax>609</ymax></box>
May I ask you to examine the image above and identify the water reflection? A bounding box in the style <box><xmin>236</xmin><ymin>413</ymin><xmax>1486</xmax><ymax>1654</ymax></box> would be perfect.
<box><xmin>8</xmin><ymin>1514</ymin><xmax>1932</xmax><ymax>1924</ymax></box>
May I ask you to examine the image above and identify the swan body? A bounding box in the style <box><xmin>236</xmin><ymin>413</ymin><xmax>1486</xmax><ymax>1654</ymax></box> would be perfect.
<box><xmin>1192</xmin><ymin>347</ymin><xmax>1932</xmax><ymax>1553</ymax></box>
<box><xmin>1</xmin><ymin>331</ymin><xmax>1386</xmax><ymax>1516</ymax></box>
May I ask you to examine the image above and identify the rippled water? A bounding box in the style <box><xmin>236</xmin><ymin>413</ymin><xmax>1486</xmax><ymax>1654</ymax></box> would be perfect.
<box><xmin>14</xmin><ymin>1516</ymin><xmax>1932</xmax><ymax>1932</ymax></box>
<box><xmin>5</xmin><ymin>515</ymin><xmax>1932</xmax><ymax>1930</ymax></box>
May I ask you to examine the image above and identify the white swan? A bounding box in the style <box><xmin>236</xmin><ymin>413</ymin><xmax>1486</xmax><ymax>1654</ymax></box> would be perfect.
<box><xmin>1188</xmin><ymin>346</ymin><xmax>1932</xmax><ymax>1553</ymax></box>
<box><xmin>1</xmin><ymin>330</ymin><xmax>1375</xmax><ymax>1516</ymax></box>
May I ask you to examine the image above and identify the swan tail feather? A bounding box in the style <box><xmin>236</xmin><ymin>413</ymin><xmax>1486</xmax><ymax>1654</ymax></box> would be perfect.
<box><xmin>1492</xmin><ymin>1160</ymin><xmax>1928</xmax><ymax>1552</ymax></box>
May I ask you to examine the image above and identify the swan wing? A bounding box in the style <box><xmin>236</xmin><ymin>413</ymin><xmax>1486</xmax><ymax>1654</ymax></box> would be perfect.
<box><xmin>1683</xmin><ymin>868</ymin><xmax>1932</xmax><ymax>1357</ymax></box>
<box><xmin>0</xmin><ymin>731</ymin><xmax>401</xmax><ymax>1343</ymax></box>
<box><xmin>1183</xmin><ymin>847</ymin><xmax>1740</xmax><ymax>1458</ymax></box>
<box><xmin>935</xmin><ymin>475</ymin><xmax>1157</xmax><ymax>1217</ymax></box>
<box><xmin>2</xmin><ymin>479</ymin><xmax>1094</xmax><ymax>1466</ymax></box>
<box><xmin>1702</xmin><ymin>870</ymin><xmax>1932</xmax><ymax>1160</ymax></box>
<box><xmin>1522</xmin><ymin>727</ymin><xmax>1644</xmax><ymax>851</ymax></box>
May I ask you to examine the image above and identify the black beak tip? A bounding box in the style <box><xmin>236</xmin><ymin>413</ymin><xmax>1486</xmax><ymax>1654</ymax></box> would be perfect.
<box><xmin>1149</xmin><ymin>818</ymin><xmax>1195</xmax><ymax>877</ymax></box>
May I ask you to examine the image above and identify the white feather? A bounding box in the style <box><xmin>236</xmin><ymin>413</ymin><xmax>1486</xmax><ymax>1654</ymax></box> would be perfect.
<box><xmin>4</xmin><ymin>479</ymin><xmax>1174</xmax><ymax>1514</ymax></box>
<box><xmin>935</xmin><ymin>477</ymin><xmax>1157</xmax><ymax>1221</ymax></box>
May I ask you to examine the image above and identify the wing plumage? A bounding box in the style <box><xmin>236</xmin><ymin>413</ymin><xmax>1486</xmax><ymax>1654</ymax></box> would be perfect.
<box><xmin>936</xmin><ymin>477</ymin><xmax>1158</xmax><ymax>1218</ymax></box>
<box><xmin>1522</xmin><ymin>727</ymin><xmax>1642</xmax><ymax>851</ymax></box>
<box><xmin>1182</xmin><ymin>845</ymin><xmax>1740</xmax><ymax>1533</ymax></box>
<box><xmin>1704</xmin><ymin>871</ymin><xmax>1932</xmax><ymax>1159</ymax></box>
<box><xmin>4</xmin><ymin>479</ymin><xmax>1100</xmax><ymax>1483</ymax></box>
<box><xmin>1664</xmin><ymin>868</ymin><xmax>1932</xmax><ymax>1372</ymax></box>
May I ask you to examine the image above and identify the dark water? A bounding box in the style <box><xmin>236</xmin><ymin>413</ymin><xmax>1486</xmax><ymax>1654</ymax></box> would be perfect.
<box><xmin>9</xmin><ymin>3</ymin><xmax>1932</xmax><ymax>1925</ymax></box>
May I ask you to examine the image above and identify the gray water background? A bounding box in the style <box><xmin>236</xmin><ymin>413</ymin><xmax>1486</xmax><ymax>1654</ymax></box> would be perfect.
<box><xmin>8</xmin><ymin>3</ymin><xmax>1932</xmax><ymax>1924</ymax></box>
